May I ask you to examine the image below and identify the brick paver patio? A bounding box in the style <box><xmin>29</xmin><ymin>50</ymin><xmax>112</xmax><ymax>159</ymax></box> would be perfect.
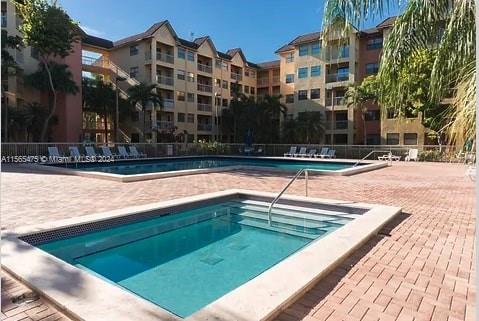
<box><xmin>1</xmin><ymin>162</ymin><xmax>475</xmax><ymax>321</ymax></box>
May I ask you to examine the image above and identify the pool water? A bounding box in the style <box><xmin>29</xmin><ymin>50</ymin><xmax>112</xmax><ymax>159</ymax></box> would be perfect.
<box><xmin>52</xmin><ymin>156</ymin><xmax>356</xmax><ymax>175</ymax></box>
<box><xmin>38</xmin><ymin>200</ymin><xmax>353</xmax><ymax>317</ymax></box>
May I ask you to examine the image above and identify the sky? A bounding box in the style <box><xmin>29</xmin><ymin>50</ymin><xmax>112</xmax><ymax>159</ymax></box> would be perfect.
<box><xmin>59</xmin><ymin>0</ymin><xmax>404</xmax><ymax>63</ymax></box>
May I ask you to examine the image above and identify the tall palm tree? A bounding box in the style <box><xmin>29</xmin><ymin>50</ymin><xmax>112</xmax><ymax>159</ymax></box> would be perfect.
<box><xmin>127</xmin><ymin>83</ymin><xmax>163</xmax><ymax>142</ymax></box>
<box><xmin>260</xmin><ymin>95</ymin><xmax>288</xmax><ymax>143</ymax></box>
<box><xmin>323</xmin><ymin>0</ymin><xmax>475</xmax><ymax>146</ymax></box>
<box><xmin>344</xmin><ymin>76</ymin><xmax>378</xmax><ymax>144</ymax></box>
<box><xmin>296</xmin><ymin>112</ymin><xmax>326</xmax><ymax>144</ymax></box>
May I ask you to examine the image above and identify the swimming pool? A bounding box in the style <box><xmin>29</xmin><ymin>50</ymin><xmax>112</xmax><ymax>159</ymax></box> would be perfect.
<box><xmin>38</xmin><ymin>156</ymin><xmax>387</xmax><ymax>182</ymax></box>
<box><xmin>37</xmin><ymin>199</ymin><xmax>350</xmax><ymax>317</ymax></box>
<box><xmin>4</xmin><ymin>190</ymin><xmax>401</xmax><ymax>320</ymax></box>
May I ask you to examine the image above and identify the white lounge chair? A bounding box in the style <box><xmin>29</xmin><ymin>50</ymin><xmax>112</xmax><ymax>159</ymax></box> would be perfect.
<box><xmin>306</xmin><ymin>149</ymin><xmax>317</xmax><ymax>158</ymax></box>
<box><xmin>85</xmin><ymin>146</ymin><xmax>98</xmax><ymax>158</ymax></box>
<box><xmin>117</xmin><ymin>146</ymin><xmax>131</xmax><ymax>159</ymax></box>
<box><xmin>294</xmin><ymin>147</ymin><xmax>307</xmax><ymax>157</ymax></box>
<box><xmin>316</xmin><ymin>147</ymin><xmax>329</xmax><ymax>158</ymax></box>
<box><xmin>69</xmin><ymin>146</ymin><xmax>82</xmax><ymax>158</ymax></box>
<box><xmin>378</xmin><ymin>153</ymin><xmax>401</xmax><ymax>161</ymax></box>
<box><xmin>284</xmin><ymin>146</ymin><xmax>297</xmax><ymax>157</ymax></box>
<box><xmin>129</xmin><ymin>146</ymin><xmax>147</xmax><ymax>158</ymax></box>
<box><xmin>324</xmin><ymin>149</ymin><xmax>336</xmax><ymax>159</ymax></box>
<box><xmin>48</xmin><ymin>147</ymin><xmax>61</xmax><ymax>158</ymax></box>
<box><xmin>405</xmin><ymin>149</ymin><xmax>418</xmax><ymax>161</ymax></box>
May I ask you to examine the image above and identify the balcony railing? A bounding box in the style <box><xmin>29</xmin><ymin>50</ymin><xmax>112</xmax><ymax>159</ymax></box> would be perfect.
<box><xmin>335</xmin><ymin>120</ymin><xmax>348</xmax><ymax>130</ymax></box>
<box><xmin>156</xmin><ymin>75</ymin><xmax>174</xmax><ymax>86</ymax></box>
<box><xmin>162</xmin><ymin>98</ymin><xmax>174</xmax><ymax>110</ymax></box>
<box><xmin>197</xmin><ymin>83</ymin><xmax>212</xmax><ymax>93</ymax></box>
<box><xmin>257</xmin><ymin>78</ymin><xmax>269</xmax><ymax>86</ymax></box>
<box><xmin>231</xmin><ymin>72</ymin><xmax>242</xmax><ymax>81</ymax></box>
<box><xmin>156</xmin><ymin>121</ymin><xmax>175</xmax><ymax>130</ymax></box>
<box><xmin>157</xmin><ymin>52</ymin><xmax>174</xmax><ymax>64</ymax></box>
<box><xmin>197</xmin><ymin>123</ymin><xmax>212</xmax><ymax>131</ymax></box>
<box><xmin>197</xmin><ymin>63</ymin><xmax>212</xmax><ymax>73</ymax></box>
<box><xmin>326</xmin><ymin>73</ymin><xmax>349</xmax><ymax>83</ymax></box>
<box><xmin>197</xmin><ymin>103</ymin><xmax>212</xmax><ymax>112</ymax></box>
<box><xmin>272</xmin><ymin>76</ymin><xmax>280</xmax><ymax>84</ymax></box>
<box><xmin>326</xmin><ymin>97</ymin><xmax>346</xmax><ymax>106</ymax></box>
<box><xmin>326</xmin><ymin>47</ymin><xmax>350</xmax><ymax>60</ymax></box>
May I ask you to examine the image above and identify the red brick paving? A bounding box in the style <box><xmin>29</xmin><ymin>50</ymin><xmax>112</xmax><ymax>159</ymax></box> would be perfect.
<box><xmin>0</xmin><ymin>162</ymin><xmax>475</xmax><ymax>321</ymax></box>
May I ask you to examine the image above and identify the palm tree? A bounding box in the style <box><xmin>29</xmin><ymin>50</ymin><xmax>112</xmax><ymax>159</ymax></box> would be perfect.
<box><xmin>344</xmin><ymin>76</ymin><xmax>378</xmax><ymax>144</ymax></box>
<box><xmin>323</xmin><ymin>0</ymin><xmax>475</xmax><ymax>146</ymax></box>
<box><xmin>296</xmin><ymin>112</ymin><xmax>325</xmax><ymax>144</ymax></box>
<box><xmin>260</xmin><ymin>95</ymin><xmax>288</xmax><ymax>143</ymax></box>
<box><xmin>127</xmin><ymin>83</ymin><xmax>163</xmax><ymax>142</ymax></box>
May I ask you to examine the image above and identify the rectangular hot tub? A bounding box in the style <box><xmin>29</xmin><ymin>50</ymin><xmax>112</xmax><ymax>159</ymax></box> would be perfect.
<box><xmin>2</xmin><ymin>190</ymin><xmax>400</xmax><ymax>321</ymax></box>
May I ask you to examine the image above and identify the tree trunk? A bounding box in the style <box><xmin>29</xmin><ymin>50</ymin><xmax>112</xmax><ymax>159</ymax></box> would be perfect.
<box><xmin>40</xmin><ymin>58</ymin><xmax>57</xmax><ymax>142</ymax></box>
<box><xmin>362</xmin><ymin>112</ymin><xmax>367</xmax><ymax>145</ymax></box>
<box><xmin>103</xmin><ymin>105</ymin><xmax>108</xmax><ymax>143</ymax></box>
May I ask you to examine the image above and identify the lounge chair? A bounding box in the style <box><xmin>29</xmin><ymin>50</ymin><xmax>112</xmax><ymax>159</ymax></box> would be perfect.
<box><xmin>85</xmin><ymin>146</ymin><xmax>98</xmax><ymax>158</ymax></box>
<box><xmin>69</xmin><ymin>146</ymin><xmax>82</xmax><ymax>159</ymax></box>
<box><xmin>117</xmin><ymin>146</ymin><xmax>131</xmax><ymax>159</ymax></box>
<box><xmin>316</xmin><ymin>147</ymin><xmax>329</xmax><ymax>158</ymax></box>
<box><xmin>284</xmin><ymin>146</ymin><xmax>297</xmax><ymax>157</ymax></box>
<box><xmin>306</xmin><ymin>149</ymin><xmax>317</xmax><ymax>158</ymax></box>
<box><xmin>48</xmin><ymin>146</ymin><xmax>61</xmax><ymax>158</ymax></box>
<box><xmin>294</xmin><ymin>147</ymin><xmax>307</xmax><ymax>157</ymax></box>
<box><xmin>378</xmin><ymin>153</ymin><xmax>401</xmax><ymax>161</ymax></box>
<box><xmin>405</xmin><ymin>148</ymin><xmax>418</xmax><ymax>161</ymax></box>
<box><xmin>129</xmin><ymin>146</ymin><xmax>147</xmax><ymax>158</ymax></box>
<box><xmin>324</xmin><ymin>149</ymin><xmax>336</xmax><ymax>159</ymax></box>
<box><xmin>101</xmin><ymin>146</ymin><xmax>118</xmax><ymax>158</ymax></box>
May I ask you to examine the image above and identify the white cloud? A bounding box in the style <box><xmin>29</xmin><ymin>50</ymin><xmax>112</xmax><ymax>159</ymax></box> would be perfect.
<box><xmin>80</xmin><ymin>25</ymin><xmax>105</xmax><ymax>37</ymax></box>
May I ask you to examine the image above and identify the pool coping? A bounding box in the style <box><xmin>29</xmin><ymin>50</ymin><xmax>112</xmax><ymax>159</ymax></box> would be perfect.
<box><xmin>2</xmin><ymin>189</ymin><xmax>401</xmax><ymax>321</ymax></box>
<box><xmin>20</xmin><ymin>155</ymin><xmax>388</xmax><ymax>182</ymax></box>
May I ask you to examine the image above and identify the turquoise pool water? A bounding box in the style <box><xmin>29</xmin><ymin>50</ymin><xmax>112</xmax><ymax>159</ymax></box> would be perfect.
<box><xmin>52</xmin><ymin>156</ymin><xmax>357</xmax><ymax>175</ymax></box>
<box><xmin>38</xmin><ymin>200</ymin><xmax>351</xmax><ymax>317</ymax></box>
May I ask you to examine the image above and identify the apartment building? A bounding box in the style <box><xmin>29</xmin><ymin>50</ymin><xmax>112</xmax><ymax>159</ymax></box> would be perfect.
<box><xmin>1</xmin><ymin>0</ymin><xmax>83</xmax><ymax>142</ymax></box>
<box><xmin>83</xmin><ymin>21</ymin><xmax>259</xmax><ymax>143</ymax></box>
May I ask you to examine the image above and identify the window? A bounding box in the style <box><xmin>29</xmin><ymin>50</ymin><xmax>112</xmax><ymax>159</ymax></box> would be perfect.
<box><xmin>187</xmin><ymin>113</ymin><xmax>195</xmax><ymax>123</ymax></box>
<box><xmin>367</xmin><ymin>37</ymin><xmax>383</xmax><ymax>50</ymax></box>
<box><xmin>250</xmin><ymin>87</ymin><xmax>255</xmax><ymax>95</ymax></box>
<box><xmin>129</xmin><ymin>66</ymin><xmax>139</xmax><ymax>78</ymax></box>
<box><xmin>404</xmin><ymin>133</ymin><xmax>418</xmax><ymax>145</ymax></box>
<box><xmin>177</xmin><ymin>47</ymin><xmax>186</xmax><ymax>59</ymax></box>
<box><xmin>187</xmin><ymin>93</ymin><xmax>195</xmax><ymax>102</ymax></box>
<box><xmin>131</xmin><ymin>111</ymin><xmax>139</xmax><ymax>122</ymax></box>
<box><xmin>285</xmin><ymin>53</ymin><xmax>294</xmax><ymax>63</ymax></box>
<box><xmin>366</xmin><ymin>134</ymin><xmax>381</xmax><ymax>145</ymax></box>
<box><xmin>31</xmin><ymin>47</ymin><xmax>39</xmax><ymax>59</ymax></box>
<box><xmin>299</xmin><ymin>44</ymin><xmax>309</xmax><ymax>56</ymax></box>
<box><xmin>215</xmin><ymin>78</ymin><xmax>221</xmax><ymax>87</ymax></box>
<box><xmin>365</xmin><ymin>63</ymin><xmax>379</xmax><ymax>75</ymax></box>
<box><xmin>130</xmin><ymin>45</ymin><xmax>139</xmax><ymax>56</ymax></box>
<box><xmin>222</xmin><ymin>62</ymin><xmax>228</xmax><ymax>70</ymax></box>
<box><xmin>131</xmin><ymin>133</ymin><xmax>140</xmax><ymax>143</ymax></box>
<box><xmin>311</xmin><ymin>43</ymin><xmax>321</xmax><ymax>56</ymax></box>
<box><xmin>285</xmin><ymin>94</ymin><xmax>294</xmax><ymax>103</ymax></box>
<box><xmin>215</xmin><ymin>59</ymin><xmax>222</xmax><ymax>68</ymax></box>
<box><xmin>285</xmin><ymin>74</ymin><xmax>294</xmax><ymax>83</ymax></box>
<box><xmin>177</xmin><ymin>113</ymin><xmax>185</xmax><ymax>122</ymax></box>
<box><xmin>245</xmin><ymin>70</ymin><xmax>250</xmax><ymax>77</ymax></box>
<box><xmin>222</xmin><ymin>98</ymin><xmax>228</xmax><ymax>107</ymax></box>
<box><xmin>310</xmin><ymin>88</ymin><xmax>320</xmax><ymax>99</ymax></box>
<box><xmin>298</xmin><ymin>67</ymin><xmax>308</xmax><ymax>79</ymax></box>
<box><xmin>187</xmin><ymin>72</ymin><xmax>195</xmax><ymax>82</ymax></box>
<box><xmin>244</xmin><ymin>85</ymin><xmax>250</xmax><ymax>93</ymax></box>
<box><xmin>177</xmin><ymin>69</ymin><xmax>185</xmax><ymax>80</ymax></box>
<box><xmin>298</xmin><ymin>90</ymin><xmax>308</xmax><ymax>100</ymax></box>
<box><xmin>222</xmin><ymin>80</ymin><xmax>228</xmax><ymax>89</ymax></box>
<box><xmin>365</xmin><ymin>110</ymin><xmax>380</xmax><ymax>121</ymax></box>
<box><xmin>310</xmin><ymin>65</ymin><xmax>321</xmax><ymax>77</ymax></box>
<box><xmin>176</xmin><ymin>91</ymin><xmax>185</xmax><ymax>101</ymax></box>
<box><xmin>386</xmin><ymin>133</ymin><xmax>400</xmax><ymax>145</ymax></box>
<box><xmin>187</xmin><ymin>51</ymin><xmax>195</xmax><ymax>61</ymax></box>
<box><xmin>250</xmin><ymin>70</ymin><xmax>256</xmax><ymax>78</ymax></box>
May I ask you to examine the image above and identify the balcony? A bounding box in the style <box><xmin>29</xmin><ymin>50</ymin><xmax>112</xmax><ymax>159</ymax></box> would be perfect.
<box><xmin>231</xmin><ymin>72</ymin><xmax>242</xmax><ymax>81</ymax></box>
<box><xmin>162</xmin><ymin>98</ymin><xmax>174</xmax><ymax>110</ymax></box>
<box><xmin>272</xmin><ymin>76</ymin><xmax>280</xmax><ymax>84</ymax></box>
<box><xmin>197</xmin><ymin>103</ymin><xmax>212</xmax><ymax>112</ymax></box>
<box><xmin>257</xmin><ymin>78</ymin><xmax>269</xmax><ymax>87</ymax></box>
<box><xmin>197</xmin><ymin>63</ymin><xmax>212</xmax><ymax>74</ymax></box>
<box><xmin>326</xmin><ymin>120</ymin><xmax>348</xmax><ymax>130</ymax></box>
<box><xmin>326</xmin><ymin>73</ymin><xmax>349</xmax><ymax>83</ymax></box>
<box><xmin>197</xmin><ymin>123</ymin><xmax>212</xmax><ymax>131</ymax></box>
<box><xmin>156</xmin><ymin>121</ymin><xmax>175</xmax><ymax>130</ymax></box>
<box><xmin>157</xmin><ymin>52</ymin><xmax>174</xmax><ymax>64</ymax></box>
<box><xmin>197</xmin><ymin>83</ymin><xmax>212</xmax><ymax>93</ymax></box>
<box><xmin>156</xmin><ymin>75</ymin><xmax>174</xmax><ymax>86</ymax></box>
<box><xmin>326</xmin><ymin>46</ymin><xmax>350</xmax><ymax>60</ymax></box>
<box><xmin>325</xmin><ymin>97</ymin><xmax>346</xmax><ymax>106</ymax></box>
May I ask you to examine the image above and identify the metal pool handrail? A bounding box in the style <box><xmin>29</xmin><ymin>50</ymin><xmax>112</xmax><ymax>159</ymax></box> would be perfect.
<box><xmin>267</xmin><ymin>168</ymin><xmax>309</xmax><ymax>226</ymax></box>
<box><xmin>353</xmin><ymin>150</ymin><xmax>392</xmax><ymax>167</ymax></box>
